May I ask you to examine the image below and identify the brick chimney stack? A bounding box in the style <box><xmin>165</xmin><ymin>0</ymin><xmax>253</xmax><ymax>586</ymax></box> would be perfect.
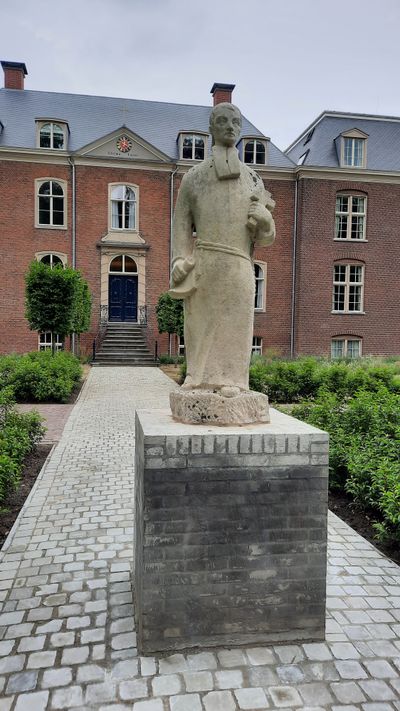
<box><xmin>1</xmin><ymin>61</ymin><xmax>28</xmax><ymax>90</ymax></box>
<box><xmin>210</xmin><ymin>82</ymin><xmax>235</xmax><ymax>106</ymax></box>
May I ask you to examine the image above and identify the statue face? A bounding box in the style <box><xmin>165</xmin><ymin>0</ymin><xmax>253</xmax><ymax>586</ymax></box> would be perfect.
<box><xmin>210</xmin><ymin>105</ymin><xmax>241</xmax><ymax>147</ymax></box>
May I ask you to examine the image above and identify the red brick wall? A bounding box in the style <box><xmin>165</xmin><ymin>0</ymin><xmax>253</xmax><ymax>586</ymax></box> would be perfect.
<box><xmin>295</xmin><ymin>178</ymin><xmax>400</xmax><ymax>356</ymax></box>
<box><xmin>0</xmin><ymin>160</ymin><xmax>72</xmax><ymax>354</ymax></box>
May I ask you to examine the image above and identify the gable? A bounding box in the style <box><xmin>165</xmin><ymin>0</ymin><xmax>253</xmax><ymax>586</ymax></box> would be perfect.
<box><xmin>77</xmin><ymin>128</ymin><xmax>171</xmax><ymax>162</ymax></box>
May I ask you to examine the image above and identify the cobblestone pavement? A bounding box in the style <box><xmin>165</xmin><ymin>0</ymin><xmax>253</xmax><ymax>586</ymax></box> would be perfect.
<box><xmin>1</xmin><ymin>367</ymin><xmax>400</xmax><ymax>711</ymax></box>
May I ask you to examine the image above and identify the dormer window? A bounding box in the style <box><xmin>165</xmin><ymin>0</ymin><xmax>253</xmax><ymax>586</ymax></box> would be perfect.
<box><xmin>337</xmin><ymin>129</ymin><xmax>368</xmax><ymax>168</ymax></box>
<box><xmin>36</xmin><ymin>120</ymin><xmax>68</xmax><ymax>150</ymax></box>
<box><xmin>179</xmin><ymin>133</ymin><xmax>207</xmax><ymax>160</ymax></box>
<box><xmin>244</xmin><ymin>139</ymin><xmax>266</xmax><ymax>165</ymax></box>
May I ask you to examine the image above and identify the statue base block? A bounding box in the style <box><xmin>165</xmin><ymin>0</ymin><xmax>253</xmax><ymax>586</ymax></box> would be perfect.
<box><xmin>170</xmin><ymin>389</ymin><xmax>269</xmax><ymax>425</ymax></box>
<box><xmin>134</xmin><ymin>408</ymin><xmax>329</xmax><ymax>654</ymax></box>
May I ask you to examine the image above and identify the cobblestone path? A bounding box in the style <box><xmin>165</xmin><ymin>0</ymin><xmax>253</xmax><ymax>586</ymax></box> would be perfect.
<box><xmin>0</xmin><ymin>367</ymin><xmax>400</xmax><ymax>710</ymax></box>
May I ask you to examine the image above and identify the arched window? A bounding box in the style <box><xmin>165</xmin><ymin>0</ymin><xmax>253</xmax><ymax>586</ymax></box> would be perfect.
<box><xmin>37</xmin><ymin>180</ymin><xmax>65</xmax><ymax>227</ymax></box>
<box><xmin>39</xmin><ymin>122</ymin><xmax>65</xmax><ymax>149</ymax></box>
<box><xmin>331</xmin><ymin>337</ymin><xmax>362</xmax><ymax>359</ymax></box>
<box><xmin>110</xmin><ymin>185</ymin><xmax>137</xmax><ymax>230</ymax></box>
<box><xmin>332</xmin><ymin>263</ymin><xmax>364</xmax><ymax>313</ymax></box>
<box><xmin>254</xmin><ymin>263</ymin><xmax>265</xmax><ymax>310</ymax></box>
<box><xmin>109</xmin><ymin>255</ymin><xmax>138</xmax><ymax>273</ymax></box>
<box><xmin>244</xmin><ymin>139</ymin><xmax>266</xmax><ymax>165</ymax></box>
<box><xmin>40</xmin><ymin>254</ymin><xmax>64</xmax><ymax>268</ymax></box>
<box><xmin>335</xmin><ymin>193</ymin><xmax>367</xmax><ymax>240</ymax></box>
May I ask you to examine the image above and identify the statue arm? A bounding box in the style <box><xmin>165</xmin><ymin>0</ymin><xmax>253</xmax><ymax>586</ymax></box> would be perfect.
<box><xmin>171</xmin><ymin>173</ymin><xmax>195</xmax><ymax>285</ymax></box>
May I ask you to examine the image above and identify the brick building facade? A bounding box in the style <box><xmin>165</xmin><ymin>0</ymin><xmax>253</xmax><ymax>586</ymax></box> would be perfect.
<box><xmin>1</xmin><ymin>61</ymin><xmax>399</xmax><ymax>359</ymax></box>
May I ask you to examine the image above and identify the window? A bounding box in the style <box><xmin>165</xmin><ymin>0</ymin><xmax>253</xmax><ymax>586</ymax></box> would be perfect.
<box><xmin>244</xmin><ymin>139</ymin><xmax>266</xmax><ymax>165</ymax></box>
<box><xmin>40</xmin><ymin>254</ymin><xmax>64</xmax><ymax>268</ymax></box>
<box><xmin>331</xmin><ymin>338</ymin><xmax>362</xmax><ymax>359</ymax></box>
<box><xmin>110</xmin><ymin>185</ymin><xmax>137</xmax><ymax>230</ymax></box>
<box><xmin>333</xmin><ymin>264</ymin><xmax>364</xmax><ymax>312</ymax></box>
<box><xmin>180</xmin><ymin>134</ymin><xmax>206</xmax><ymax>160</ymax></box>
<box><xmin>36</xmin><ymin>180</ymin><xmax>65</xmax><ymax>227</ymax></box>
<box><xmin>109</xmin><ymin>255</ymin><xmax>138</xmax><ymax>273</ymax></box>
<box><xmin>343</xmin><ymin>137</ymin><xmax>365</xmax><ymax>167</ymax></box>
<box><xmin>335</xmin><ymin>194</ymin><xmax>366</xmax><ymax>240</ymax></box>
<box><xmin>252</xmin><ymin>337</ymin><xmax>263</xmax><ymax>355</ymax></box>
<box><xmin>178</xmin><ymin>335</ymin><xmax>185</xmax><ymax>356</ymax></box>
<box><xmin>39</xmin><ymin>122</ymin><xmax>65</xmax><ymax>149</ymax></box>
<box><xmin>38</xmin><ymin>332</ymin><xmax>63</xmax><ymax>352</ymax></box>
<box><xmin>254</xmin><ymin>263</ymin><xmax>265</xmax><ymax>310</ymax></box>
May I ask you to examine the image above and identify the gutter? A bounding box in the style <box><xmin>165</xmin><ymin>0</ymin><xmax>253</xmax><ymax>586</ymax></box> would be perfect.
<box><xmin>290</xmin><ymin>173</ymin><xmax>299</xmax><ymax>358</ymax></box>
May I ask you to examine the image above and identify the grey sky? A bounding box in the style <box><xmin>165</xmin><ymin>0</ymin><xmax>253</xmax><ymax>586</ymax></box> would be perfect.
<box><xmin>1</xmin><ymin>0</ymin><xmax>399</xmax><ymax>150</ymax></box>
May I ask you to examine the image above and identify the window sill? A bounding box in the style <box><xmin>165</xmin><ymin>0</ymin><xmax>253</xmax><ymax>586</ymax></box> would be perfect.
<box><xmin>331</xmin><ymin>311</ymin><xmax>365</xmax><ymax>315</ymax></box>
<box><xmin>334</xmin><ymin>238</ymin><xmax>368</xmax><ymax>243</ymax></box>
<box><xmin>254</xmin><ymin>308</ymin><xmax>266</xmax><ymax>313</ymax></box>
<box><xmin>35</xmin><ymin>224</ymin><xmax>67</xmax><ymax>231</ymax></box>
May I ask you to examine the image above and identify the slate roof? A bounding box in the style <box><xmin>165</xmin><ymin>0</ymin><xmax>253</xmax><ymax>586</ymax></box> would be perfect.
<box><xmin>286</xmin><ymin>111</ymin><xmax>400</xmax><ymax>171</ymax></box>
<box><xmin>0</xmin><ymin>88</ymin><xmax>293</xmax><ymax>167</ymax></box>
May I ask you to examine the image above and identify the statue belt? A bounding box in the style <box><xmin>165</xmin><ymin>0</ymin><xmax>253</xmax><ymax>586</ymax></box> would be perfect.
<box><xmin>195</xmin><ymin>240</ymin><xmax>251</xmax><ymax>262</ymax></box>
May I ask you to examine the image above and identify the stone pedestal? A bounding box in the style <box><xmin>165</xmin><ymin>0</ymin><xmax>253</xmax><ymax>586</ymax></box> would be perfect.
<box><xmin>134</xmin><ymin>409</ymin><xmax>329</xmax><ymax>654</ymax></box>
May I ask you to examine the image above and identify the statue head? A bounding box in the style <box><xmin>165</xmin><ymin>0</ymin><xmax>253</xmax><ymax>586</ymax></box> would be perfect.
<box><xmin>209</xmin><ymin>102</ymin><xmax>242</xmax><ymax>147</ymax></box>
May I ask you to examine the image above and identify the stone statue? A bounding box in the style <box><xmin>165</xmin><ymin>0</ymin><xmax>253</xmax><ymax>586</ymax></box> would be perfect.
<box><xmin>169</xmin><ymin>102</ymin><xmax>276</xmax><ymax>424</ymax></box>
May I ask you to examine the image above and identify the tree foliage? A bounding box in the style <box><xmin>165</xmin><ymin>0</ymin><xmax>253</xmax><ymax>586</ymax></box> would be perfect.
<box><xmin>156</xmin><ymin>293</ymin><xmax>184</xmax><ymax>337</ymax></box>
<box><xmin>25</xmin><ymin>261</ymin><xmax>92</xmax><ymax>353</ymax></box>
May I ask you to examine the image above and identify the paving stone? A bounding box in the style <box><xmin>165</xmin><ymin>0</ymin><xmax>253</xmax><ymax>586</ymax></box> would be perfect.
<box><xmin>27</xmin><ymin>650</ymin><xmax>56</xmax><ymax>668</ymax></box>
<box><xmin>111</xmin><ymin>632</ymin><xmax>136</xmax><ymax>650</ymax></box>
<box><xmin>120</xmin><ymin>678</ymin><xmax>149</xmax><ymax>700</ymax></box>
<box><xmin>234</xmin><ymin>687</ymin><xmax>269</xmax><ymax>709</ymax></box>
<box><xmin>273</xmin><ymin>645</ymin><xmax>304</xmax><ymax>663</ymax></box>
<box><xmin>0</xmin><ymin>655</ymin><xmax>25</xmax><ymax>674</ymax></box>
<box><xmin>151</xmin><ymin>674</ymin><xmax>181</xmax><ymax>696</ymax></box>
<box><xmin>362</xmin><ymin>705</ymin><xmax>397</xmax><ymax>711</ymax></box>
<box><xmin>203</xmin><ymin>690</ymin><xmax>236</xmax><ymax>711</ymax></box>
<box><xmin>14</xmin><ymin>690</ymin><xmax>49</xmax><ymax>711</ymax></box>
<box><xmin>170</xmin><ymin>693</ymin><xmax>202</xmax><ymax>711</ymax></box>
<box><xmin>0</xmin><ymin>641</ymin><xmax>14</xmax><ymax>656</ymax></box>
<box><xmin>217</xmin><ymin>649</ymin><xmax>247</xmax><ymax>668</ymax></box>
<box><xmin>269</xmin><ymin>685</ymin><xmax>303</xmax><ymax>707</ymax></box>
<box><xmin>331</xmin><ymin>642</ymin><xmax>361</xmax><ymax>659</ymax></box>
<box><xmin>359</xmin><ymin>679</ymin><xmax>398</xmax><ymax>701</ymax></box>
<box><xmin>331</xmin><ymin>681</ymin><xmax>367</xmax><ymax>703</ymax></box>
<box><xmin>77</xmin><ymin>664</ymin><xmax>106</xmax><ymax>683</ymax></box>
<box><xmin>61</xmin><ymin>645</ymin><xmax>89</xmax><ymax>665</ymax></box>
<box><xmin>246</xmin><ymin>647</ymin><xmax>275</xmax><ymax>665</ymax></box>
<box><xmin>52</xmin><ymin>685</ymin><xmax>84</xmax><ymax>708</ymax></box>
<box><xmin>42</xmin><ymin>666</ymin><xmax>73</xmax><ymax>688</ymax></box>
<box><xmin>50</xmin><ymin>631</ymin><xmax>75</xmax><ymax>647</ymax></box>
<box><xmin>111</xmin><ymin>659</ymin><xmax>139</xmax><ymax>679</ymax></box>
<box><xmin>131</xmin><ymin>700</ymin><xmax>163</xmax><ymax>710</ymax></box>
<box><xmin>298</xmin><ymin>682</ymin><xmax>334</xmax><ymax>705</ymax></box>
<box><xmin>277</xmin><ymin>664</ymin><xmax>305</xmax><ymax>683</ymax></box>
<box><xmin>6</xmin><ymin>670</ymin><xmax>38</xmax><ymax>694</ymax></box>
<box><xmin>159</xmin><ymin>654</ymin><xmax>188</xmax><ymax>674</ymax></box>
<box><xmin>186</xmin><ymin>652</ymin><xmax>217</xmax><ymax>671</ymax></box>
<box><xmin>140</xmin><ymin>657</ymin><xmax>157</xmax><ymax>676</ymax></box>
<box><xmin>303</xmin><ymin>642</ymin><xmax>333</xmax><ymax>660</ymax></box>
<box><xmin>85</xmin><ymin>680</ymin><xmax>118</xmax><ymax>705</ymax></box>
<box><xmin>364</xmin><ymin>660</ymin><xmax>398</xmax><ymax>678</ymax></box>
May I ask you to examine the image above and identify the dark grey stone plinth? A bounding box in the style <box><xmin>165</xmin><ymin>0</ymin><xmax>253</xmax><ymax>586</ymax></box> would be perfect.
<box><xmin>134</xmin><ymin>409</ymin><xmax>329</xmax><ymax>654</ymax></box>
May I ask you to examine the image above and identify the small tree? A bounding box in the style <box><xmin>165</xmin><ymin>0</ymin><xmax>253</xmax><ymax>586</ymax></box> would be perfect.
<box><xmin>156</xmin><ymin>293</ymin><xmax>184</xmax><ymax>355</ymax></box>
<box><xmin>25</xmin><ymin>261</ymin><xmax>91</xmax><ymax>355</ymax></box>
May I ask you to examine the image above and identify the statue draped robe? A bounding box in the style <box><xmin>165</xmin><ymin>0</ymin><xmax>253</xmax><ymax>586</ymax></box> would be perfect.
<box><xmin>171</xmin><ymin>147</ymin><xmax>275</xmax><ymax>392</ymax></box>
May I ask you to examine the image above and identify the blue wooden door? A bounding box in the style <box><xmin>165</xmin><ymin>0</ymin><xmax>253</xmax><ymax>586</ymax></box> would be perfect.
<box><xmin>109</xmin><ymin>275</ymin><xmax>138</xmax><ymax>321</ymax></box>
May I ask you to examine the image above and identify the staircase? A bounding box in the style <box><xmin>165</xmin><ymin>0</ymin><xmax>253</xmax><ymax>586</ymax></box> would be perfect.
<box><xmin>92</xmin><ymin>323</ymin><xmax>157</xmax><ymax>367</ymax></box>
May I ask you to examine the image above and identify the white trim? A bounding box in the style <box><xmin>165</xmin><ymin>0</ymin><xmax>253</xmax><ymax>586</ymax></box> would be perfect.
<box><xmin>38</xmin><ymin>331</ymin><xmax>63</xmax><ymax>352</ymax></box>
<box><xmin>35</xmin><ymin>177</ymin><xmax>67</xmax><ymax>229</ymax></box>
<box><xmin>35</xmin><ymin>251</ymin><xmax>68</xmax><ymax>267</ymax></box>
<box><xmin>332</xmin><ymin>263</ymin><xmax>365</xmax><ymax>313</ymax></box>
<box><xmin>179</xmin><ymin>133</ymin><xmax>208</xmax><ymax>161</ymax></box>
<box><xmin>36</xmin><ymin>120</ymin><xmax>68</xmax><ymax>150</ymax></box>
<box><xmin>109</xmin><ymin>254</ymin><xmax>139</xmax><ymax>274</ymax></box>
<box><xmin>335</xmin><ymin>193</ymin><xmax>367</xmax><ymax>241</ymax></box>
<box><xmin>254</xmin><ymin>261</ymin><xmax>267</xmax><ymax>312</ymax></box>
<box><xmin>242</xmin><ymin>137</ymin><xmax>268</xmax><ymax>165</ymax></box>
<box><xmin>252</xmin><ymin>336</ymin><xmax>263</xmax><ymax>355</ymax></box>
<box><xmin>331</xmin><ymin>336</ymin><xmax>362</xmax><ymax>358</ymax></box>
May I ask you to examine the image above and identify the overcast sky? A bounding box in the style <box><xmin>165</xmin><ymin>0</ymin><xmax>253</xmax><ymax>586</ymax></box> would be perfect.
<box><xmin>1</xmin><ymin>0</ymin><xmax>399</xmax><ymax>150</ymax></box>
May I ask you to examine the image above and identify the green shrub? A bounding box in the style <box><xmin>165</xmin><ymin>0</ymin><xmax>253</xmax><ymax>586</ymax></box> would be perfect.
<box><xmin>0</xmin><ymin>388</ymin><xmax>45</xmax><ymax>503</ymax></box>
<box><xmin>0</xmin><ymin>351</ymin><xmax>82</xmax><ymax>403</ymax></box>
<box><xmin>293</xmin><ymin>387</ymin><xmax>400</xmax><ymax>544</ymax></box>
<box><xmin>158</xmin><ymin>354</ymin><xmax>185</xmax><ymax>365</ymax></box>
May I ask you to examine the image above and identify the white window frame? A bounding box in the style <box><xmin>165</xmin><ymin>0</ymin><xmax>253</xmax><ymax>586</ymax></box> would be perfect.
<box><xmin>252</xmin><ymin>336</ymin><xmax>263</xmax><ymax>355</ymax></box>
<box><xmin>178</xmin><ymin>335</ymin><xmax>185</xmax><ymax>356</ymax></box>
<box><xmin>254</xmin><ymin>261</ymin><xmax>266</xmax><ymax>311</ymax></box>
<box><xmin>38</xmin><ymin>332</ymin><xmax>63</xmax><ymax>352</ymax></box>
<box><xmin>35</xmin><ymin>251</ymin><xmax>67</xmax><ymax>268</ymax></box>
<box><xmin>108</xmin><ymin>183</ymin><xmax>138</xmax><ymax>232</ymax></box>
<box><xmin>340</xmin><ymin>129</ymin><xmax>367</xmax><ymax>168</ymax></box>
<box><xmin>243</xmin><ymin>138</ymin><xmax>267</xmax><ymax>165</ymax></box>
<box><xmin>36</xmin><ymin>120</ymin><xmax>68</xmax><ymax>150</ymax></box>
<box><xmin>331</xmin><ymin>337</ymin><xmax>362</xmax><ymax>359</ymax></box>
<box><xmin>335</xmin><ymin>193</ymin><xmax>367</xmax><ymax>241</ymax></box>
<box><xmin>332</xmin><ymin>263</ymin><xmax>365</xmax><ymax>313</ymax></box>
<box><xmin>109</xmin><ymin>254</ymin><xmax>138</xmax><ymax>274</ymax></box>
<box><xmin>35</xmin><ymin>178</ymin><xmax>67</xmax><ymax>230</ymax></box>
<box><xmin>179</xmin><ymin>133</ymin><xmax>208</xmax><ymax>161</ymax></box>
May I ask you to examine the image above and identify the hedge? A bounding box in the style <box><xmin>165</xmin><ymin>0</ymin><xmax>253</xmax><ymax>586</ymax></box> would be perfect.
<box><xmin>0</xmin><ymin>351</ymin><xmax>82</xmax><ymax>403</ymax></box>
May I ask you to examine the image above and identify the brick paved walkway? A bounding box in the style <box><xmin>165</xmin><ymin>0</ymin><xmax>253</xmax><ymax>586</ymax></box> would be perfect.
<box><xmin>1</xmin><ymin>367</ymin><xmax>400</xmax><ymax>710</ymax></box>
<box><xmin>17</xmin><ymin>405</ymin><xmax>75</xmax><ymax>444</ymax></box>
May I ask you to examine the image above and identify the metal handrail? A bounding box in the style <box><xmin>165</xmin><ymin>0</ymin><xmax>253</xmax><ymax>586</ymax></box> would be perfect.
<box><xmin>92</xmin><ymin>306</ymin><xmax>109</xmax><ymax>362</ymax></box>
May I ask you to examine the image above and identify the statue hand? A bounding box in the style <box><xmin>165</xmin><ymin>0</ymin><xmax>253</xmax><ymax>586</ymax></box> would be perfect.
<box><xmin>171</xmin><ymin>257</ymin><xmax>194</xmax><ymax>286</ymax></box>
<box><xmin>248</xmin><ymin>202</ymin><xmax>274</xmax><ymax>233</ymax></box>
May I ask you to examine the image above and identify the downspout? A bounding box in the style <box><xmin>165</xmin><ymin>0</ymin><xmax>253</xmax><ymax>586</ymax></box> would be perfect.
<box><xmin>290</xmin><ymin>173</ymin><xmax>299</xmax><ymax>358</ymax></box>
<box><xmin>169</xmin><ymin>163</ymin><xmax>179</xmax><ymax>274</ymax></box>
<box><xmin>68</xmin><ymin>156</ymin><xmax>77</xmax><ymax>354</ymax></box>
<box><xmin>169</xmin><ymin>164</ymin><xmax>179</xmax><ymax>356</ymax></box>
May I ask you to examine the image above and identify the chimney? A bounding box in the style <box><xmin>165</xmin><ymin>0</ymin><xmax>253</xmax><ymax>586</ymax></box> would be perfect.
<box><xmin>1</xmin><ymin>61</ymin><xmax>28</xmax><ymax>90</ymax></box>
<box><xmin>210</xmin><ymin>82</ymin><xmax>235</xmax><ymax>106</ymax></box>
